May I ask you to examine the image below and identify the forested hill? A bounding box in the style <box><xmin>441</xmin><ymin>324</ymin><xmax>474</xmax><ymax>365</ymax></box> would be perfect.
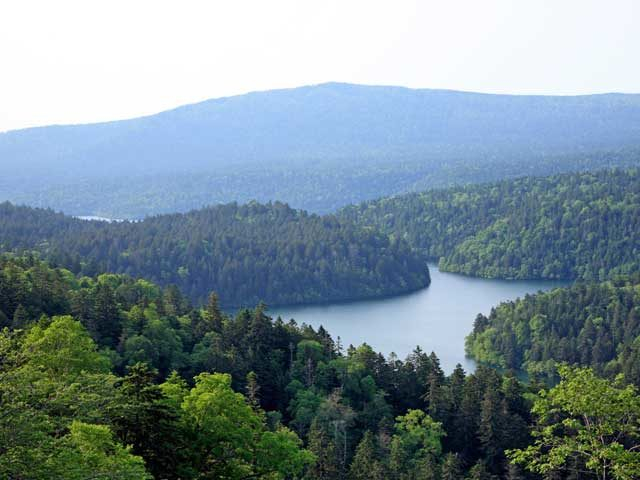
<box><xmin>466</xmin><ymin>275</ymin><xmax>640</xmax><ymax>384</ymax></box>
<box><xmin>0</xmin><ymin>255</ymin><xmax>583</xmax><ymax>478</ymax></box>
<box><xmin>340</xmin><ymin>168</ymin><xmax>640</xmax><ymax>282</ymax></box>
<box><xmin>3</xmin><ymin>83</ymin><xmax>640</xmax><ymax>218</ymax></box>
<box><xmin>3</xmin><ymin>255</ymin><xmax>640</xmax><ymax>478</ymax></box>
<box><xmin>0</xmin><ymin>201</ymin><xmax>429</xmax><ymax>306</ymax></box>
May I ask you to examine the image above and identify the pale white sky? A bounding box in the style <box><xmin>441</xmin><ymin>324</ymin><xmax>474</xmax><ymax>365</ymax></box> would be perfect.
<box><xmin>1</xmin><ymin>0</ymin><xmax>639</xmax><ymax>132</ymax></box>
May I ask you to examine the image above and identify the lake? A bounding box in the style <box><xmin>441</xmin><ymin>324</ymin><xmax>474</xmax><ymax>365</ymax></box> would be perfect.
<box><xmin>271</xmin><ymin>264</ymin><xmax>569</xmax><ymax>373</ymax></box>
<box><xmin>76</xmin><ymin>215</ymin><xmax>125</xmax><ymax>222</ymax></box>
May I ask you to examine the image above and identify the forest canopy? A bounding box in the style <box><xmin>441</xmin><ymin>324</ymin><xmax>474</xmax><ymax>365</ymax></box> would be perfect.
<box><xmin>0</xmin><ymin>201</ymin><xmax>429</xmax><ymax>306</ymax></box>
<box><xmin>0</xmin><ymin>255</ymin><xmax>535</xmax><ymax>479</ymax></box>
<box><xmin>341</xmin><ymin>168</ymin><xmax>640</xmax><ymax>282</ymax></box>
<box><xmin>2</xmin><ymin>255</ymin><xmax>639</xmax><ymax>479</ymax></box>
<box><xmin>465</xmin><ymin>274</ymin><xmax>640</xmax><ymax>384</ymax></box>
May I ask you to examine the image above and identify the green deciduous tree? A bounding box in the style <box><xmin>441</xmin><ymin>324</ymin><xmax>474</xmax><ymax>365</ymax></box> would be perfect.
<box><xmin>180</xmin><ymin>372</ymin><xmax>314</xmax><ymax>479</ymax></box>
<box><xmin>22</xmin><ymin>315</ymin><xmax>111</xmax><ymax>376</ymax></box>
<box><xmin>0</xmin><ymin>317</ymin><xmax>137</xmax><ymax>479</ymax></box>
<box><xmin>389</xmin><ymin>409</ymin><xmax>445</xmax><ymax>479</ymax></box>
<box><xmin>508</xmin><ymin>366</ymin><xmax>640</xmax><ymax>480</ymax></box>
<box><xmin>48</xmin><ymin>421</ymin><xmax>151</xmax><ymax>480</ymax></box>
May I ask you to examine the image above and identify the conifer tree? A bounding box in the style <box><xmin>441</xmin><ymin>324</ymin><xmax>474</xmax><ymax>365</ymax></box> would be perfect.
<box><xmin>441</xmin><ymin>452</ymin><xmax>464</xmax><ymax>480</ymax></box>
<box><xmin>349</xmin><ymin>431</ymin><xmax>386</xmax><ymax>480</ymax></box>
<box><xmin>306</xmin><ymin>419</ymin><xmax>340</xmax><ymax>480</ymax></box>
<box><xmin>11</xmin><ymin>303</ymin><xmax>29</xmax><ymax>329</ymax></box>
<box><xmin>246</xmin><ymin>371</ymin><xmax>261</xmax><ymax>409</ymax></box>
<box><xmin>467</xmin><ymin>460</ymin><xmax>494</xmax><ymax>480</ymax></box>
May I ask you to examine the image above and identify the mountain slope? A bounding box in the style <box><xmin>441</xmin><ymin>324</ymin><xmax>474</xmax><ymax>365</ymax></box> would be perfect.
<box><xmin>2</xmin><ymin>83</ymin><xmax>640</xmax><ymax>217</ymax></box>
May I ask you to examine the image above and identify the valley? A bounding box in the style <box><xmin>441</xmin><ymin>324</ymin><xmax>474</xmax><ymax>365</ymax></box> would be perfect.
<box><xmin>272</xmin><ymin>264</ymin><xmax>568</xmax><ymax>372</ymax></box>
<box><xmin>2</xmin><ymin>83</ymin><xmax>640</xmax><ymax>479</ymax></box>
<box><xmin>4</xmin><ymin>1</ymin><xmax>640</xmax><ymax>477</ymax></box>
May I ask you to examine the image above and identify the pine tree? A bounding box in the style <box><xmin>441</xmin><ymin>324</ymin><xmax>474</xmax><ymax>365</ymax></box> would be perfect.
<box><xmin>205</xmin><ymin>291</ymin><xmax>223</xmax><ymax>332</ymax></box>
<box><xmin>479</xmin><ymin>385</ymin><xmax>505</xmax><ymax>468</ymax></box>
<box><xmin>11</xmin><ymin>304</ymin><xmax>30</xmax><ymax>329</ymax></box>
<box><xmin>505</xmin><ymin>462</ymin><xmax>527</xmax><ymax>480</ymax></box>
<box><xmin>349</xmin><ymin>431</ymin><xmax>386</xmax><ymax>480</ymax></box>
<box><xmin>109</xmin><ymin>363</ymin><xmax>183</xmax><ymax>479</ymax></box>
<box><xmin>502</xmin><ymin>373</ymin><xmax>527</xmax><ymax>418</ymax></box>
<box><xmin>91</xmin><ymin>282</ymin><xmax>121</xmax><ymax>347</ymax></box>
<box><xmin>246</xmin><ymin>371</ymin><xmax>260</xmax><ymax>410</ymax></box>
<box><xmin>194</xmin><ymin>291</ymin><xmax>223</xmax><ymax>339</ymax></box>
<box><xmin>425</xmin><ymin>369</ymin><xmax>448</xmax><ymax>424</ymax></box>
<box><xmin>449</xmin><ymin>364</ymin><xmax>466</xmax><ymax>410</ymax></box>
<box><xmin>306</xmin><ymin>419</ymin><xmax>340</xmax><ymax>480</ymax></box>
<box><xmin>421</xmin><ymin>455</ymin><xmax>441</xmax><ymax>480</ymax></box>
<box><xmin>454</xmin><ymin>375</ymin><xmax>482</xmax><ymax>461</ymax></box>
<box><xmin>467</xmin><ymin>460</ymin><xmax>494</xmax><ymax>480</ymax></box>
<box><xmin>441</xmin><ymin>452</ymin><xmax>464</xmax><ymax>480</ymax></box>
<box><xmin>162</xmin><ymin>284</ymin><xmax>186</xmax><ymax>317</ymax></box>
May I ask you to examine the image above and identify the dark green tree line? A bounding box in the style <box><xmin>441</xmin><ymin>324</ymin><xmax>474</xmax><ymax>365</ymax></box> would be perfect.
<box><xmin>466</xmin><ymin>274</ymin><xmax>640</xmax><ymax>384</ymax></box>
<box><xmin>0</xmin><ymin>200</ymin><xmax>429</xmax><ymax>306</ymax></box>
<box><xmin>341</xmin><ymin>168</ymin><xmax>640</xmax><ymax>282</ymax></box>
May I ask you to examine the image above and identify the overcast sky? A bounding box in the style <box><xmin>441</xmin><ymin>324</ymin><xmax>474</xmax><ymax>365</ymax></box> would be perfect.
<box><xmin>1</xmin><ymin>0</ymin><xmax>639</xmax><ymax>132</ymax></box>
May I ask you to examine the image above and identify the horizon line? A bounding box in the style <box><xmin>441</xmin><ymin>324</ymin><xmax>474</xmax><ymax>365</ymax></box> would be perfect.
<box><xmin>2</xmin><ymin>81</ymin><xmax>639</xmax><ymax>134</ymax></box>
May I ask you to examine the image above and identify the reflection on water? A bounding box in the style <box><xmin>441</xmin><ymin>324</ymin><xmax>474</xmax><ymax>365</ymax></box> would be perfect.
<box><xmin>271</xmin><ymin>264</ymin><xmax>568</xmax><ymax>373</ymax></box>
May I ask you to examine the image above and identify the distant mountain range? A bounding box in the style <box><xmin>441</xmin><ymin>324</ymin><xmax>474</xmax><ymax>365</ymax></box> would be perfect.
<box><xmin>2</xmin><ymin>82</ymin><xmax>640</xmax><ymax>218</ymax></box>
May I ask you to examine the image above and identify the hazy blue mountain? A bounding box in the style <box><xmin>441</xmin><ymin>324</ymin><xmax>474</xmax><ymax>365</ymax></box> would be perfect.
<box><xmin>2</xmin><ymin>82</ymin><xmax>640</xmax><ymax>217</ymax></box>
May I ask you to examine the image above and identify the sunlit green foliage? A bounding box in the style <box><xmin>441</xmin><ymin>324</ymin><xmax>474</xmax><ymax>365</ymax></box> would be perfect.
<box><xmin>508</xmin><ymin>366</ymin><xmax>640</xmax><ymax>480</ymax></box>
<box><xmin>5</xmin><ymin>254</ymin><xmax>631</xmax><ymax>479</ymax></box>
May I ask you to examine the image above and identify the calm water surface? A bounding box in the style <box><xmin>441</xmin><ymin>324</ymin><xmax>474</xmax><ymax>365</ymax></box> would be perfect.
<box><xmin>271</xmin><ymin>264</ymin><xmax>568</xmax><ymax>373</ymax></box>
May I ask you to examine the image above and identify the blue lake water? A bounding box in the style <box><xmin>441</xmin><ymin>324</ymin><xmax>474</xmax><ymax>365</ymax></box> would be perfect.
<box><xmin>271</xmin><ymin>264</ymin><xmax>568</xmax><ymax>373</ymax></box>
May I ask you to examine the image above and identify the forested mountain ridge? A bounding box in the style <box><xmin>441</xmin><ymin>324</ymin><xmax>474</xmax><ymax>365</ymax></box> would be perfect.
<box><xmin>340</xmin><ymin>168</ymin><xmax>640</xmax><ymax>282</ymax></box>
<box><xmin>7</xmin><ymin>83</ymin><xmax>640</xmax><ymax>176</ymax></box>
<box><xmin>0</xmin><ymin>201</ymin><xmax>429</xmax><ymax>306</ymax></box>
<box><xmin>3</xmin><ymin>82</ymin><xmax>640</xmax><ymax>218</ymax></box>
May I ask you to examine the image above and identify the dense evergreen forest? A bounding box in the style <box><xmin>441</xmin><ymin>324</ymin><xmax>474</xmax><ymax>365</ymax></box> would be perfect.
<box><xmin>4</xmin><ymin>133</ymin><xmax>640</xmax><ymax>479</ymax></box>
<box><xmin>5</xmin><ymin>147</ymin><xmax>640</xmax><ymax>220</ymax></box>
<box><xmin>0</xmin><ymin>201</ymin><xmax>429</xmax><ymax>306</ymax></box>
<box><xmin>3</xmin><ymin>255</ymin><xmax>638</xmax><ymax>479</ymax></box>
<box><xmin>341</xmin><ymin>168</ymin><xmax>640</xmax><ymax>282</ymax></box>
<box><xmin>466</xmin><ymin>274</ymin><xmax>640</xmax><ymax>383</ymax></box>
